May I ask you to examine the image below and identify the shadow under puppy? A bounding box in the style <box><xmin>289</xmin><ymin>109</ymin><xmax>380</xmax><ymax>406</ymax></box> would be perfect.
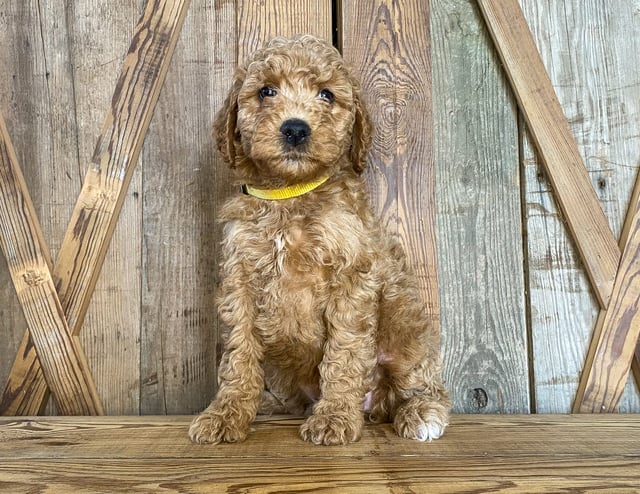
<box><xmin>190</xmin><ymin>35</ymin><xmax>450</xmax><ymax>446</ymax></box>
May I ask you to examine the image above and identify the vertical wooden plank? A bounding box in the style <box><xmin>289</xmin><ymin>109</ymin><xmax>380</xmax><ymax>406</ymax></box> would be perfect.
<box><xmin>519</xmin><ymin>0</ymin><xmax>640</xmax><ymax>412</ymax></box>
<box><xmin>0</xmin><ymin>0</ymin><xmax>82</xmax><ymax>414</ymax></box>
<box><xmin>431</xmin><ymin>0</ymin><xmax>530</xmax><ymax>412</ymax></box>
<box><xmin>140</xmin><ymin>0</ymin><xmax>236</xmax><ymax>414</ymax></box>
<box><xmin>236</xmin><ymin>0</ymin><xmax>332</xmax><ymax>59</ymax></box>
<box><xmin>342</xmin><ymin>1</ymin><xmax>439</xmax><ymax>341</ymax></box>
<box><xmin>343</xmin><ymin>0</ymin><xmax>444</xmax><ymax>386</ymax></box>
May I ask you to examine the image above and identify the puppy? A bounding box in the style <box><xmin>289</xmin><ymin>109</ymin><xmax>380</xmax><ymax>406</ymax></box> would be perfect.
<box><xmin>189</xmin><ymin>35</ymin><xmax>450</xmax><ymax>445</ymax></box>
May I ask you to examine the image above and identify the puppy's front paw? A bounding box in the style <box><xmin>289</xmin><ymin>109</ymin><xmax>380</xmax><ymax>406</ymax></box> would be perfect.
<box><xmin>189</xmin><ymin>406</ymin><xmax>249</xmax><ymax>444</ymax></box>
<box><xmin>393</xmin><ymin>399</ymin><xmax>449</xmax><ymax>442</ymax></box>
<box><xmin>300</xmin><ymin>411</ymin><xmax>363</xmax><ymax>446</ymax></box>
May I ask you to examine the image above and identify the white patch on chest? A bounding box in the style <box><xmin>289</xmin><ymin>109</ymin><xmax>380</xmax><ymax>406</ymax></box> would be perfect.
<box><xmin>273</xmin><ymin>231</ymin><xmax>287</xmax><ymax>273</ymax></box>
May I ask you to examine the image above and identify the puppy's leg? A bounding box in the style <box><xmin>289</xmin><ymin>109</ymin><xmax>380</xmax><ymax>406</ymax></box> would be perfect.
<box><xmin>189</xmin><ymin>280</ymin><xmax>263</xmax><ymax>444</ymax></box>
<box><xmin>374</xmin><ymin>259</ymin><xmax>451</xmax><ymax>441</ymax></box>
<box><xmin>387</xmin><ymin>358</ymin><xmax>450</xmax><ymax>441</ymax></box>
<box><xmin>299</xmin><ymin>276</ymin><xmax>378</xmax><ymax>445</ymax></box>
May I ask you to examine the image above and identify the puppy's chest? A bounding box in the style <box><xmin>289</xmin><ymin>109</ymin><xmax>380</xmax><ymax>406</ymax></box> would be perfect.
<box><xmin>241</xmin><ymin>219</ymin><xmax>331</xmax><ymax>348</ymax></box>
<box><xmin>245</xmin><ymin>219</ymin><xmax>330</xmax><ymax>289</ymax></box>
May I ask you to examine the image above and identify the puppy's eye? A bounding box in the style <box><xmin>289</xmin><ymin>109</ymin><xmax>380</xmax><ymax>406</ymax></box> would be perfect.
<box><xmin>259</xmin><ymin>86</ymin><xmax>277</xmax><ymax>100</ymax></box>
<box><xmin>318</xmin><ymin>89</ymin><xmax>335</xmax><ymax>104</ymax></box>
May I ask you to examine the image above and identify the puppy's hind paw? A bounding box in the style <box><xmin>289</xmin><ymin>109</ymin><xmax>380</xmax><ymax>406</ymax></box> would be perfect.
<box><xmin>189</xmin><ymin>408</ymin><xmax>249</xmax><ymax>445</ymax></box>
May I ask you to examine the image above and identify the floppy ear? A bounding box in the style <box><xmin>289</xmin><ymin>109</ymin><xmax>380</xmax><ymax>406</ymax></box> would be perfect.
<box><xmin>213</xmin><ymin>76</ymin><xmax>243</xmax><ymax>167</ymax></box>
<box><xmin>349</xmin><ymin>90</ymin><xmax>373</xmax><ymax>174</ymax></box>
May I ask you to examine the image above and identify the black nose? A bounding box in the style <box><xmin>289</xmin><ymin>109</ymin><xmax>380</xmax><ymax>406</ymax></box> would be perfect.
<box><xmin>280</xmin><ymin>119</ymin><xmax>311</xmax><ymax>147</ymax></box>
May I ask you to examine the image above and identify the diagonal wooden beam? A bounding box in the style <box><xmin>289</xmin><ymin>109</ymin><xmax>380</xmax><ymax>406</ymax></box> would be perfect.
<box><xmin>477</xmin><ymin>0</ymin><xmax>640</xmax><ymax>411</ymax></box>
<box><xmin>0</xmin><ymin>112</ymin><xmax>103</xmax><ymax>415</ymax></box>
<box><xmin>0</xmin><ymin>0</ymin><xmax>191</xmax><ymax>416</ymax></box>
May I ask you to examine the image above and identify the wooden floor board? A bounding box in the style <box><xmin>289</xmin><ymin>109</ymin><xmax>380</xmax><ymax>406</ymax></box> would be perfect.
<box><xmin>0</xmin><ymin>415</ymin><xmax>638</xmax><ymax>492</ymax></box>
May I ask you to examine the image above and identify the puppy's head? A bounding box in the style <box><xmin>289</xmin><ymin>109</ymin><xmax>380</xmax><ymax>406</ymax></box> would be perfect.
<box><xmin>215</xmin><ymin>35</ymin><xmax>372</xmax><ymax>186</ymax></box>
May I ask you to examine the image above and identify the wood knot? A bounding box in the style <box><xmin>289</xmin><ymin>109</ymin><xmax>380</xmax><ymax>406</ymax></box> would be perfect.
<box><xmin>22</xmin><ymin>270</ymin><xmax>46</xmax><ymax>287</ymax></box>
<box><xmin>471</xmin><ymin>388</ymin><xmax>488</xmax><ymax>410</ymax></box>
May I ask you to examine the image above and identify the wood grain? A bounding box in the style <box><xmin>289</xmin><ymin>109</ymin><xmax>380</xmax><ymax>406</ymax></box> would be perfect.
<box><xmin>0</xmin><ymin>0</ymin><xmax>190</xmax><ymax>416</ymax></box>
<box><xmin>342</xmin><ymin>0</ymin><xmax>440</xmax><ymax>334</ymax></box>
<box><xmin>0</xmin><ymin>112</ymin><xmax>103</xmax><ymax>415</ymax></box>
<box><xmin>575</xmin><ymin>188</ymin><xmax>640</xmax><ymax>412</ymax></box>
<box><xmin>574</xmin><ymin>208</ymin><xmax>640</xmax><ymax>413</ymax></box>
<box><xmin>574</xmin><ymin>169</ymin><xmax>640</xmax><ymax>411</ymax></box>
<box><xmin>1</xmin><ymin>0</ymin><xmax>639</xmax><ymax>416</ymax></box>
<box><xmin>236</xmin><ymin>0</ymin><xmax>332</xmax><ymax>59</ymax></box>
<box><xmin>430</xmin><ymin>0</ymin><xmax>529</xmax><ymax>412</ymax></box>
<box><xmin>0</xmin><ymin>415</ymin><xmax>638</xmax><ymax>492</ymax></box>
<box><xmin>477</xmin><ymin>0</ymin><xmax>620</xmax><ymax>310</ymax></box>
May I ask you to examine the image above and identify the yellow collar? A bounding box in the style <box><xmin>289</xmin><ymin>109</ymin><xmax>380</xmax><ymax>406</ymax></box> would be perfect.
<box><xmin>242</xmin><ymin>176</ymin><xmax>330</xmax><ymax>200</ymax></box>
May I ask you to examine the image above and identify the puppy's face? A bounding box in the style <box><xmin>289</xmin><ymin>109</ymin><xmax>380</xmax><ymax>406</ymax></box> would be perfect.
<box><xmin>216</xmin><ymin>36</ymin><xmax>372</xmax><ymax>186</ymax></box>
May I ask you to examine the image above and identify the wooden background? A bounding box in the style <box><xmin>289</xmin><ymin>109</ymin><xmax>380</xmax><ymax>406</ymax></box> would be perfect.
<box><xmin>0</xmin><ymin>0</ymin><xmax>638</xmax><ymax>415</ymax></box>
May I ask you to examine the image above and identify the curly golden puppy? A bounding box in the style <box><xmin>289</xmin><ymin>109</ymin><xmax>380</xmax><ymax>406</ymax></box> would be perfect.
<box><xmin>189</xmin><ymin>35</ymin><xmax>450</xmax><ymax>446</ymax></box>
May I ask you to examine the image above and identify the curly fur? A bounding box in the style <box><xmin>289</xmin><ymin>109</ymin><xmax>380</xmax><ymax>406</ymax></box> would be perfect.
<box><xmin>189</xmin><ymin>35</ymin><xmax>450</xmax><ymax>446</ymax></box>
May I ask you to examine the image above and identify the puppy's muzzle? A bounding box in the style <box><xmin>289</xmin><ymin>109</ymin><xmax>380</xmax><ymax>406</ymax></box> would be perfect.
<box><xmin>280</xmin><ymin>118</ymin><xmax>311</xmax><ymax>148</ymax></box>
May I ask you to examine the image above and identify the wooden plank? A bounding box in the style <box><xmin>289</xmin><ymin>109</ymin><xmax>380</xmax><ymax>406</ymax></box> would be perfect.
<box><xmin>0</xmin><ymin>0</ymin><xmax>191</xmax><ymax>416</ymax></box>
<box><xmin>0</xmin><ymin>416</ymin><xmax>638</xmax><ymax>492</ymax></box>
<box><xmin>139</xmin><ymin>1</ymin><xmax>235</xmax><ymax>414</ymax></box>
<box><xmin>430</xmin><ymin>0</ymin><xmax>529</xmax><ymax>412</ymax></box>
<box><xmin>0</xmin><ymin>112</ymin><xmax>103</xmax><ymax>415</ymax></box>
<box><xmin>624</xmin><ymin>171</ymin><xmax>640</xmax><ymax>393</ymax></box>
<box><xmin>1</xmin><ymin>415</ymin><xmax>639</xmax><ymax>459</ymax></box>
<box><xmin>236</xmin><ymin>0</ymin><xmax>332</xmax><ymax>59</ymax></box>
<box><xmin>1</xmin><ymin>457</ymin><xmax>639</xmax><ymax>493</ymax></box>
<box><xmin>477</xmin><ymin>0</ymin><xmax>620</xmax><ymax>310</ymax></box>
<box><xmin>342</xmin><ymin>0</ymin><xmax>440</xmax><ymax>333</ymax></box>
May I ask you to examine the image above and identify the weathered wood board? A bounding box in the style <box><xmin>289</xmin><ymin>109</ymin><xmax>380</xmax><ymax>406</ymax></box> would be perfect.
<box><xmin>0</xmin><ymin>415</ymin><xmax>639</xmax><ymax>492</ymax></box>
<box><xmin>431</xmin><ymin>0</ymin><xmax>530</xmax><ymax>413</ymax></box>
